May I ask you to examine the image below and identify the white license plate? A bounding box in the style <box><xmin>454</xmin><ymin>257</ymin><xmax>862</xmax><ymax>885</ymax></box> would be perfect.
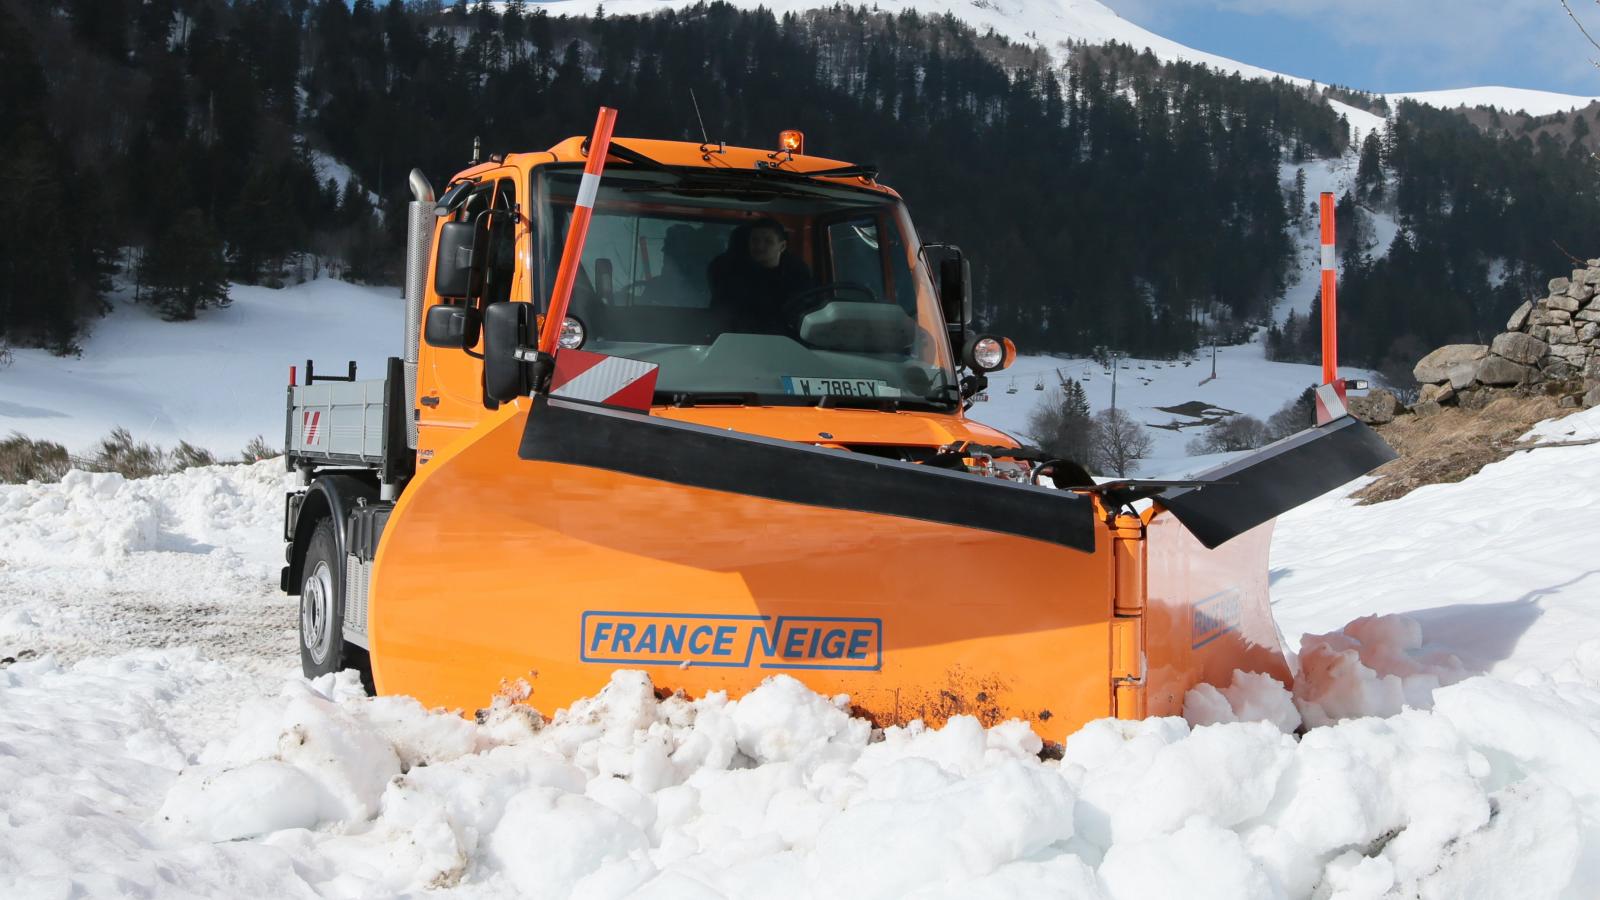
<box><xmin>781</xmin><ymin>376</ymin><xmax>899</xmax><ymax>398</ymax></box>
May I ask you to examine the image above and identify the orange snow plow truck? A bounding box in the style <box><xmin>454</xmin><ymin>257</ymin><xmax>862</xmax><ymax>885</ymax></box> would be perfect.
<box><xmin>280</xmin><ymin>109</ymin><xmax>1392</xmax><ymax>740</ymax></box>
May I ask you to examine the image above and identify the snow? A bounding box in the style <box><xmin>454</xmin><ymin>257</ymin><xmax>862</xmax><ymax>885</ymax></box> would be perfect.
<box><xmin>0</xmin><ymin>278</ymin><xmax>404</xmax><ymax>455</ymax></box>
<box><xmin>1388</xmin><ymin>86</ymin><xmax>1600</xmax><ymax>117</ymax></box>
<box><xmin>6</xmin><ymin>400</ymin><xmax>1600</xmax><ymax>895</ymax></box>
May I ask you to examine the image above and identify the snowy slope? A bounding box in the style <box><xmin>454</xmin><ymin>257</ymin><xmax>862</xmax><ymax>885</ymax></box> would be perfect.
<box><xmin>6</xmin><ymin>408</ymin><xmax>1600</xmax><ymax>896</ymax></box>
<box><xmin>0</xmin><ymin>279</ymin><xmax>404</xmax><ymax>455</ymax></box>
<box><xmin>1389</xmin><ymin>86</ymin><xmax>1600</xmax><ymax>116</ymax></box>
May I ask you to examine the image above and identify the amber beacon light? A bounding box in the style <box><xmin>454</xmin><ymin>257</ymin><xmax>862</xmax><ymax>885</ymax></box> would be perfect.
<box><xmin>779</xmin><ymin>129</ymin><xmax>805</xmax><ymax>153</ymax></box>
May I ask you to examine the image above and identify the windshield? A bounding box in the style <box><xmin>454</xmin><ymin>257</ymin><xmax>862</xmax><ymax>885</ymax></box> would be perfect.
<box><xmin>535</xmin><ymin>167</ymin><xmax>959</xmax><ymax>409</ymax></box>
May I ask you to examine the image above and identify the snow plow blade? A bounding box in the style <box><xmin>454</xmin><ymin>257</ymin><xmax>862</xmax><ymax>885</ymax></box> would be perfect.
<box><xmin>366</xmin><ymin>401</ymin><xmax>1395</xmax><ymax>740</ymax></box>
<box><xmin>1154</xmin><ymin>415</ymin><xmax>1396</xmax><ymax>550</ymax></box>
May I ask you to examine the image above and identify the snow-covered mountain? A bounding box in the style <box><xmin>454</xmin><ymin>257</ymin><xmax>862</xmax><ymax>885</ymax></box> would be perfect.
<box><xmin>558</xmin><ymin>0</ymin><xmax>1599</xmax><ymax>116</ymax></box>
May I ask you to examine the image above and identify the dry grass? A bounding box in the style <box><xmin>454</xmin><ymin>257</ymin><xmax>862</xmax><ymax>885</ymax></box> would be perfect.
<box><xmin>0</xmin><ymin>433</ymin><xmax>72</xmax><ymax>483</ymax></box>
<box><xmin>0</xmin><ymin>429</ymin><xmax>281</xmax><ymax>485</ymax></box>
<box><xmin>1354</xmin><ymin>395</ymin><xmax>1566</xmax><ymax>504</ymax></box>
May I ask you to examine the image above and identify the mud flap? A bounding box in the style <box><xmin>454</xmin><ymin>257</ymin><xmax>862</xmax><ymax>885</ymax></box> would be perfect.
<box><xmin>517</xmin><ymin>396</ymin><xmax>1098</xmax><ymax>552</ymax></box>
<box><xmin>1155</xmin><ymin>415</ymin><xmax>1396</xmax><ymax>550</ymax></box>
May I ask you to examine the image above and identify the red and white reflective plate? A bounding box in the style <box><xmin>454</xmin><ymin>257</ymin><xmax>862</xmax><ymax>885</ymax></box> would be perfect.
<box><xmin>549</xmin><ymin>349</ymin><xmax>660</xmax><ymax>412</ymax></box>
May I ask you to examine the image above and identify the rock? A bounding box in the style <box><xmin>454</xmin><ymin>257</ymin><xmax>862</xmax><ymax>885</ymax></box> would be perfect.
<box><xmin>1559</xmin><ymin>395</ymin><xmax>1581</xmax><ymax>409</ymax></box>
<box><xmin>1436</xmin><ymin>382</ymin><xmax>1457</xmax><ymax>404</ymax></box>
<box><xmin>1348</xmin><ymin>388</ymin><xmax>1398</xmax><ymax>425</ymax></box>
<box><xmin>1575</xmin><ymin>269</ymin><xmax>1590</xmax><ymax>286</ymax></box>
<box><xmin>1412</xmin><ymin>400</ymin><xmax>1443</xmax><ymax>418</ymax></box>
<box><xmin>1549</xmin><ymin>324</ymin><xmax>1579</xmax><ymax>344</ymax></box>
<box><xmin>1544</xmin><ymin>361</ymin><xmax>1580</xmax><ymax>380</ymax></box>
<box><xmin>1531</xmin><ymin>311</ymin><xmax>1561</xmax><ymax>327</ymax></box>
<box><xmin>1551</xmin><ymin>309</ymin><xmax>1573</xmax><ymax>324</ymax></box>
<box><xmin>1551</xmin><ymin>342</ymin><xmax>1589</xmax><ymax>362</ymax></box>
<box><xmin>1589</xmin><ymin>259</ymin><xmax>1600</xmax><ymax>267</ymax></box>
<box><xmin>1548</xmin><ymin>295</ymin><xmax>1581</xmax><ymax>313</ymax></box>
<box><xmin>1551</xmin><ymin>277</ymin><xmax>1572</xmax><ymax>294</ymax></box>
<box><xmin>1491</xmin><ymin>331</ymin><xmax>1548</xmax><ymax>365</ymax></box>
<box><xmin>1581</xmin><ymin>322</ymin><xmax>1600</xmax><ymax>343</ymax></box>
<box><xmin>1506</xmin><ymin>301</ymin><xmax>1533</xmax><ymax>331</ymax></box>
<box><xmin>1531</xmin><ymin>325</ymin><xmax>1551</xmax><ymax>342</ymax></box>
<box><xmin>1414</xmin><ymin>344</ymin><xmax>1488</xmax><ymax>383</ymax></box>
<box><xmin>1419</xmin><ymin>383</ymin><xmax>1445</xmax><ymax>403</ymax></box>
<box><xmin>1571</xmin><ymin>282</ymin><xmax>1595</xmax><ymax>302</ymax></box>
<box><xmin>1448</xmin><ymin>363</ymin><xmax>1479</xmax><ymax>390</ymax></box>
<box><xmin>1458</xmin><ymin>387</ymin><xmax>1493</xmax><ymax>411</ymax></box>
<box><xmin>1576</xmin><ymin>309</ymin><xmax>1600</xmax><ymax>323</ymax></box>
<box><xmin>1587</xmin><ymin>267</ymin><xmax>1600</xmax><ymax>285</ymax></box>
<box><xmin>1586</xmin><ymin>385</ymin><xmax>1600</xmax><ymax>408</ymax></box>
<box><xmin>1475</xmin><ymin>355</ymin><xmax>1533</xmax><ymax>386</ymax></box>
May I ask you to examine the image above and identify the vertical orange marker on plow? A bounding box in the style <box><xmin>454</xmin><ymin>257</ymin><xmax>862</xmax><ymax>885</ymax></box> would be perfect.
<box><xmin>1316</xmin><ymin>191</ymin><xmax>1348</xmax><ymax>424</ymax></box>
<box><xmin>538</xmin><ymin>106</ymin><xmax>619</xmax><ymax>358</ymax></box>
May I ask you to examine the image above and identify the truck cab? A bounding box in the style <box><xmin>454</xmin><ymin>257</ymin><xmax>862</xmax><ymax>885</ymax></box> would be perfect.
<box><xmin>415</xmin><ymin>135</ymin><xmax>1016</xmax><ymax>461</ymax></box>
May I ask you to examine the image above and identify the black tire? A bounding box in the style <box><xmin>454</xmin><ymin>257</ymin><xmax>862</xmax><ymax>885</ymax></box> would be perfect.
<box><xmin>299</xmin><ymin>519</ymin><xmax>348</xmax><ymax>680</ymax></box>
<box><xmin>298</xmin><ymin>518</ymin><xmax>374</xmax><ymax>692</ymax></box>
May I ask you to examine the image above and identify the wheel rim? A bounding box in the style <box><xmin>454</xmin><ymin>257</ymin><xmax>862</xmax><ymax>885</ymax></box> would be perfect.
<box><xmin>302</xmin><ymin>560</ymin><xmax>336</xmax><ymax>665</ymax></box>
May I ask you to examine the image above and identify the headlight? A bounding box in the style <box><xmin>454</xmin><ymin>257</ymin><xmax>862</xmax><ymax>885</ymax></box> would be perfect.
<box><xmin>972</xmin><ymin>337</ymin><xmax>1004</xmax><ymax>370</ymax></box>
<box><xmin>558</xmin><ymin>316</ymin><xmax>586</xmax><ymax>350</ymax></box>
<box><xmin>962</xmin><ymin>334</ymin><xmax>1013</xmax><ymax>372</ymax></box>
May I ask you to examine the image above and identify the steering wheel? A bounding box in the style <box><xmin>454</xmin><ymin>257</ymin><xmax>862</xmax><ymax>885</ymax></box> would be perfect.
<box><xmin>784</xmin><ymin>281</ymin><xmax>878</xmax><ymax>319</ymax></box>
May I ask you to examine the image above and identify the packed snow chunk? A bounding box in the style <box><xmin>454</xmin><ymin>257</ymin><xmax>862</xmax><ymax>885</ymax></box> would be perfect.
<box><xmin>1070</xmin><ymin>719</ymin><xmax>1294</xmax><ymax>848</ymax></box>
<box><xmin>1295</xmin><ymin>614</ymin><xmax>1470</xmax><ymax>726</ymax></box>
<box><xmin>1184</xmin><ymin>669</ymin><xmax>1303</xmax><ymax>734</ymax></box>
<box><xmin>1248</xmin><ymin>711</ymin><xmax>1489</xmax><ymax>896</ymax></box>
<box><xmin>804</xmin><ymin>758</ymin><xmax>1074</xmax><ymax>898</ymax></box>
<box><xmin>904</xmin><ymin>851</ymin><xmax>1105</xmax><ymax>899</ymax></box>
<box><xmin>487</xmin><ymin>786</ymin><xmax>653</xmax><ymax>899</ymax></box>
<box><xmin>351</xmin><ymin>693</ymin><xmax>483</xmax><ymax>770</ymax></box>
<box><xmin>1431</xmin><ymin>672</ymin><xmax>1600</xmax><ymax>803</ymax></box>
<box><xmin>1410</xmin><ymin>779</ymin><xmax>1581</xmax><ymax>900</ymax></box>
<box><xmin>725</xmin><ymin>674</ymin><xmax>871</xmax><ymax>766</ymax></box>
<box><xmin>1098</xmin><ymin>817</ymin><xmax>1277</xmax><ymax>900</ymax></box>
<box><xmin>1318</xmin><ymin>850</ymin><xmax>1395</xmax><ymax>899</ymax></box>
<box><xmin>157</xmin><ymin>759</ymin><xmax>326</xmax><ymax>841</ymax></box>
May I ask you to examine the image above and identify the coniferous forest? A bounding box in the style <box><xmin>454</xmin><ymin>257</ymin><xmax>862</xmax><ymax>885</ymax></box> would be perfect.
<box><xmin>4</xmin><ymin>0</ymin><xmax>1600</xmax><ymax>375</ymax></box>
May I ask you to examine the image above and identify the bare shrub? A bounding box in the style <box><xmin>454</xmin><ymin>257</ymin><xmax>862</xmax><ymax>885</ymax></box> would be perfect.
<box><xmin>171</xmin><ymin>441</ymin><xmax>218</xmax><ymax>470</ymax></box>
<box><xmin>1187</xmin><ymin>415</ymin><xmax>1272</xmax><ymax>455</ymax></box>
<box><xmin>88</xmin><ymin>427</ymin><xmax>168</xmax><ymax>479</ymax></box>
<box><xmin>240</xmin><ymin>435</ymin><xmax>278</xmax><ymax>463</ymax></box>
<box><xmin>0</xmin><ymin>433</ymin><xmax>71</xmax><ymax>483</ymax></box>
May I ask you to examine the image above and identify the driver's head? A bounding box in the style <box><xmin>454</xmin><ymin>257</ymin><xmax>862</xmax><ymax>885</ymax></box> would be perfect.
<box><xmin>747</xmin><ymin>218</ymin><xmax>787</xmax><ymax>269</ymax></box>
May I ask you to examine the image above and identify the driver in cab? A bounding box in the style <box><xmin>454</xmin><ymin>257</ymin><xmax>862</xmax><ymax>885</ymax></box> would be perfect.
<box><xmin>709</xmin><ymin>217</ymin><xmax>815</xmax><ymax>334</ymax></box>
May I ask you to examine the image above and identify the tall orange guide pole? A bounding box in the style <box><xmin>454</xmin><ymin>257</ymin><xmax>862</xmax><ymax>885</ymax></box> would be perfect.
<box><xmin>1318</xmin><ymin>192</ymin><xmax>1339</xmax><ymax>387</ymax></box>
<box><xmin>538</xmin><ymin>106</ymin><xmax>619</xmax><ymax>357</ymax></box>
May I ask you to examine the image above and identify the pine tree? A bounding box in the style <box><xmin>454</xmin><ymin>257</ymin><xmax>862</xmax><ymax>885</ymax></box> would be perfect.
<box><xmin>1024</xmin><ymin>377</ymin><xmax>1099</xmax><ymax>466</ymax></box>
<box><xmin>141</xmin><ymin>209</ymin><xmax>230</xmax><ymax>321</ymax></box>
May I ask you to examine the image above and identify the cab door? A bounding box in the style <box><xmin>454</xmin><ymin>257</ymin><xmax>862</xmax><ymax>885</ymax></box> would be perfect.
<box><xmin>417</xmin><ymin>170</ymin><xmax>524</xmax><ymax>458</ymax></box>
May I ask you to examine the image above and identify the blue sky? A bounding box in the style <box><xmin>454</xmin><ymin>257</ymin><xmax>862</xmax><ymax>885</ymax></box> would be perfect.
<box><xmin>1100</xmin><ymin>0</ymin><xmax>1600</xmax><ymax>94</ymax></box>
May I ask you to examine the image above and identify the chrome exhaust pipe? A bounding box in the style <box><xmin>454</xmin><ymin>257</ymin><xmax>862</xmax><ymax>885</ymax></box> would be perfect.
<box><xmin>403</xmin><ymin>169</ymin><xmax>435</xmax><ymax>450</ymax></box>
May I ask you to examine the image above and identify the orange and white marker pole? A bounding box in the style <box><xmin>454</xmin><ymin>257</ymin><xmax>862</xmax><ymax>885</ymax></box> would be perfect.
<box><xmin>538</xmin><ymin>106</ymin><xmax>618</xmax><ymax>359</ymax></box>
<box><xmin>1315</xmin><ymin>191</ymin><xmax>1349</xmax><ymax>424</ymax></box>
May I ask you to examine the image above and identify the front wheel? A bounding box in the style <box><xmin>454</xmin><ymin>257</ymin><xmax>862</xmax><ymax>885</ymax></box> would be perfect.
<box><xmin>298</xmin><ymin>518</ymin><xmax>370</xmax><ymax>691</ymax></box>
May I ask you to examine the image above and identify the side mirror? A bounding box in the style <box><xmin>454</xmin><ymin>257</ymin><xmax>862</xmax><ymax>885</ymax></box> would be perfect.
<box><xmin>424</xmin><ymin>303</ymin><xmax>482</xmax><ymax>349</ymax></box>
<box><xmin>433</xmin><ymin>220</ymin><xmax>483</xmax><ymax>299</ymax></box>
<box><xmin>483</xmin><ymin>302</ymin><xmax>533</xmax><ymax>403</ymax></box>
<box><xmin>937</xmin><ymin>255</ymin><xmax>971</xmax><ymax>326</ymax></box>
<box><xmin>595</xmin><ymin>258</ymin><xmax>614</xmax><ymax>304</ymax></box>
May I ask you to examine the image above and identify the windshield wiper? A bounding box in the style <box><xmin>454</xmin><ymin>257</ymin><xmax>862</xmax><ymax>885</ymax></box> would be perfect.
<box><xmin>659</xmin><ymin>391</ymin><xmax>758</xmax><ymax>408</ymax></box>
<box><xmin>815</xmin><ymin>395</ymin><xmax>955</xmax><ymax>413</ymax></box>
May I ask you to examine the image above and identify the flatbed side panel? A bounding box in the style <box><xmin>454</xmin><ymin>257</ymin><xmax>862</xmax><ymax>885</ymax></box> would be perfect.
<box><xmin>288</xmin><ymin>378</ymin><xmax>388</xmax><ymax>465</ymax></box>
<box><xmin>1141</xmin><ymin>510</ymin><xmax>1291</xmax><ymax>717</ymax></box>
<box><xmin>368</xmin><ymin>404</ymin><xmax>1119</xmax><ymax>739</ymax></box>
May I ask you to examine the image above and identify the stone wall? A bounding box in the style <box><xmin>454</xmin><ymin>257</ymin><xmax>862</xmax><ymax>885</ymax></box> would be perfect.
<box><xmin>1411</xmin><ymin>262</ymin><xmax>1600</xmax><ymax>415</ymax></box>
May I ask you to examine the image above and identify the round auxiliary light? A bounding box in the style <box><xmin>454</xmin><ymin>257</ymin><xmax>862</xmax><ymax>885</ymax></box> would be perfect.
<box><xmin>779</xmin><ymin>129</ymin><xmax>805</xmax><ymax>154</ymax></box>
<box><xmin>558</xmin><ymin>315</ymin><xmax>586</xmax><ymax>350</ymax></box>
<box><xmin>971</xmin><ymin>336</ymin><xmax>1005</xmax><ymax>371</ymax></box>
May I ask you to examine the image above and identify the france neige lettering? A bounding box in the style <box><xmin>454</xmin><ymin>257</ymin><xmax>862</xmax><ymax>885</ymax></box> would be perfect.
<box><xmin>580</xmin><ymin>612</ymin><xmax>882</xmax><ymax>671</ymax></box>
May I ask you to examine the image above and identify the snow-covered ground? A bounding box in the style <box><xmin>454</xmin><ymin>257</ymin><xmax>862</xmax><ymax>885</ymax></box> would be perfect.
<box><xmin>5</xmin><ymin>405</ymin><xmax>1600</xmax><ymax>897</ymax></box>
<box><xmin>0</xmin><ymin>279</ymin><xmax>404</xmax><ymax>455</ymax></box>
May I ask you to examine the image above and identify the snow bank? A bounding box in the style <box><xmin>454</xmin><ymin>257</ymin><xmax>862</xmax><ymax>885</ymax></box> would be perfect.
<box><xmin>10</xmin><ymin>655</ymin><xmax>1600</xmax><ymax>898</ymax></box>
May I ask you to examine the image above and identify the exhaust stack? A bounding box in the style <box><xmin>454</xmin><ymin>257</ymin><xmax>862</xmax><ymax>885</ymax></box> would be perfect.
<box><xmin>404</xmin><ymin>169</ymin><xmax>435</xmax><ymax>449</ymax></box>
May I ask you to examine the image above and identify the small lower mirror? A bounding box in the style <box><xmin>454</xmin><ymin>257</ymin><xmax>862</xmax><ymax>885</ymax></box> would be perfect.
<box><xmin>483</xmin><ymin>302</ymin><xmax>533</xmax><ymax>403</ymax></box>
<box><xmin>424</xmin><ymin>303</ymin><xmax>482</xmax><ymax>349</ymax></box>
